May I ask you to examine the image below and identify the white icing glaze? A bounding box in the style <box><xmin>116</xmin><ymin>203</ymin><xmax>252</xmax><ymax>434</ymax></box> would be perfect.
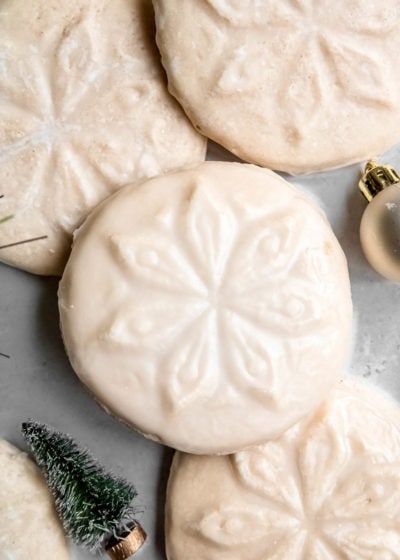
<box><xmin>0</xmin><ymin>440</ymin><xmax>69</xmax><ymax>560</ymax></box>
<box><xmin>0</xmin><ymin>0</ymin><xmax>205</xmax><ymax>275</ymax></box>
<box><xmin>166</xmin><ymin>380</ymin><xmax>400</xmax><ymax>560</ymax></box>
<box><xmin>59</xmin><ymin>162</ymin><xmax>352</xmax><ymax>454</ymax></box>
<box><xmin>153</xmin><ymin>0</ymin><xmax>400</xmax><ymax>173</ymax></box>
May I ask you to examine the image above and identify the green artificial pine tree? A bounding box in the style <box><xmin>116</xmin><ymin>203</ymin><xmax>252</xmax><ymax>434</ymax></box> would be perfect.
<box><xmin>22</xmin><ymin>421</ymin><xmax>146</xmax><ymax>559</ymax></box>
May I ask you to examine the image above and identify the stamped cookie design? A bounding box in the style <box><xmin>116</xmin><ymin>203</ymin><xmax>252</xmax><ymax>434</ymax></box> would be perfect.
<box><xmin>166</xmin><ymin>380</ymin><xmax>400</xmax><ymax>559</ymax></box>
<box><xmin>154</xmin><ymin>0</ymin><xmax>400</xmax><ymax>173</ymax></box>
<box><xmin>59</xmin><ymin>163</ymin><xmax>352</xmax><ymax>454</ymax></box>
<box><xmin>0</xmin><ymin>0</ymin><xmax>205</xmax><ymax>275</ymax></box>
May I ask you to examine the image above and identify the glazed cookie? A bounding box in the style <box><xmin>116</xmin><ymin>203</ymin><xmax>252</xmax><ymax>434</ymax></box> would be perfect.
<box><xmin>59</xmin><ymin>162</ymin><xmax>352</xmax><ymax>454</ymax></box>
<box><xmin>153</xmin><ymin>0</ymin><xmax>400</xmax><ymax>174</ymax></box>
<box><xmin>0</xmin><ymin>440</ymin><xmax>69</xmax><ymax>560</ymax></box>
<box><xmin>0</xmin><ymin>0</ymin><xmax>205</xmax><ymax>276</ymax></box>
<box><xmin>166</xmin><ymin>380</ymin><xmax>400</xmax><ymax>560</ymax></box>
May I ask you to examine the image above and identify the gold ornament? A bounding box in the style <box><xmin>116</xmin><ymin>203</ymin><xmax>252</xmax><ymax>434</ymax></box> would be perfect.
<box><xmin>359</xmin><ymin>160</ymin><xmax>400</xmax><ymax>281</ymax></box>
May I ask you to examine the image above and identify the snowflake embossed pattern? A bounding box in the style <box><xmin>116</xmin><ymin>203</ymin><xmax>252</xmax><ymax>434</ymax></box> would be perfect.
<box><xmin>59</xmin><ymin>163</ymin><xmax>352</xmax><ymax>454</ymax></box>
<box><xmin>166</xmin><ymin>381</ymin><xmax>400</xmax><ymax>560</ymax></box>
<box><xmin>0</xmin><ymin>0</ymin><xmax>205</xmax><ymax>275</ymax></box>
<box><xmin>154</xmin><ymin>0</ymin><xmax>400</xmax><ymax>173</ymax></box>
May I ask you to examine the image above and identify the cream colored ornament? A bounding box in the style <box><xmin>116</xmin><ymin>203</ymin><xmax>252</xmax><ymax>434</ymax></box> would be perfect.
<box><xmin>0</xmin><ymin>440</ymin><xmax>70</xmax><ymax>560</ymax></box>
<box><xmin>153</xmin><ymin>0</ymin><xmax>400</xmax><ymax>174</ymax></box>
<box><xmin>0</xmin><ymin>0</ymin><xmax>205</xmax><ymax>276</ymax></box>
<box><xmin>59</xmin><ymin>162</ymin><xmax>352</xmax><ymax>454</ymax></box>
<box><xmin>166</xmin><ymin>380</ymin><xmax>400</xmax><ymax>560</ymax></box>
<box><xmin>359</xmin><ymin>160</ymin><xmax>400</xmax><ymax>282</ymax></box>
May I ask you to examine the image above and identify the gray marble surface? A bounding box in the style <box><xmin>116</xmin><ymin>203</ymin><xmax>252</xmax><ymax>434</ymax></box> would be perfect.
<box><xmin>1</xmin><ymin>140</ymin><xmax>400</xmax><ymax>559</ymax></box>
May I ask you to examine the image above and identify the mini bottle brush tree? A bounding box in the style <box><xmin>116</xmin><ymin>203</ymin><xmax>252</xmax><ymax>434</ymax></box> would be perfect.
<box><xmin>22</xmin><ymin>421</ymin><xmax>146</xmax><ymax>560</ymax></box>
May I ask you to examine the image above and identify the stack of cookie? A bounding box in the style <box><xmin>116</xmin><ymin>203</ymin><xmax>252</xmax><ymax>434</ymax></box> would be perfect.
<box><xmin>1</xmin><ymin>1</ymin><xmax>400</xmax><ymax>559</ymax></box>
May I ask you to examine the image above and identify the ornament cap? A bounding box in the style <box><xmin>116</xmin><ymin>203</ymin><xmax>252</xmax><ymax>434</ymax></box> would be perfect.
<box><xmin>359</xmin><ymin>160</ymin><xmax>400</xmax><ymax>202</ymax></box>
<box><xmin>106</xmin><ymin>522</ymin><xmax>146</xmax><ymax>560</ymax></box>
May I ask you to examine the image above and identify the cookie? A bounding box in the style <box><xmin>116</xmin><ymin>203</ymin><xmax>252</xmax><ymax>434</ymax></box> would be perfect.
<box><xmin>0</xmin><ymin>439</ymin><xmax>69</xmax><ymax>560</ymax></box>
<box><xmin>59</xmin><ymin>162</ymin><xmax>352</xmax><ymax>454</ymax></box>
<box><xmin>0</xmin><ymin>0</ymin><xmax>205</xmax><ymax>276</ymax></box>
<box><xmin>153</xmin><ymin>0</ymin><xmax>400</xmax><ymax>173</ymax></box>
<box><xmin>166</xmin><ymin>380</ymin><xmax>400</xmax><ymax>560</ymax></box>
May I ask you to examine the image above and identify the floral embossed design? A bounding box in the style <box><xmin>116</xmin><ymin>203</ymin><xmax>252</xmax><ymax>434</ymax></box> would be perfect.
<box><xmin>211</xmin><ymin>0</ymin><xmax>400</xmax><ymax>133</ymax></box>
<box><xmin>100</xmin><ymin>180</ymin><xmax>343</xmax><ymax>412</ymax></box>
<box><xmin>1</xmin><ymin>7</ymin><xmax>152</xmax><ymax>214</ymax></box>
<box><xmin>0</xmin><ymin>1</ymin><xmax>203</xmax><ymax>273</ymax></box>
<box><xmin>191</xmin><ymin>385</ymin><xmax>400</xmax><ymax>559</ymax></box>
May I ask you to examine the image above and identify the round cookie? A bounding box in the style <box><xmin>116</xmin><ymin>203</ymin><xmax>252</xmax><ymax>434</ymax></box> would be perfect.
<box><xmin>0</xmin><ymin>439</ymin><xmax>69</xmax><ymax>560</ymax></box>
<box><xmin>166</xmin><ymin>380</ymin><xmax>400</xmax><ymax>560</ymax></box>
<box><xmin>153</xmin><ymin>0</ymin><xmax>400</xmax><ymax>174</ymax></box>
<box><xmin>0</xmin><ymin>0</ymin><xmax>205</xmax><ymax>276</ymax></box>
<box><xmin>59</xmin><ymin>162</ymin><xmax>352</xmax><ymax>454</ymax></box>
